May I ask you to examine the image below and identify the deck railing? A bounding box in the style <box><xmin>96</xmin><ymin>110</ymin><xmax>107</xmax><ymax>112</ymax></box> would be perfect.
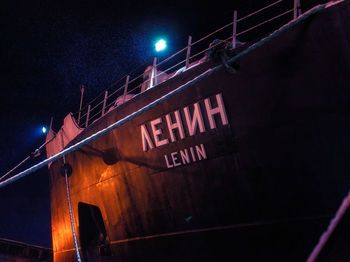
<box><xmin>75</xmin><ymin>0</ymin><xmax>301</xmax><ymax>128</ymax></box>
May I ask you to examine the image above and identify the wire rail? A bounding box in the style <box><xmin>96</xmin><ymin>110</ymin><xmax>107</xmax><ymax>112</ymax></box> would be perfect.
<box><xmin>0</xmin><ymin>0</ymin><xmax>327</xmax><ymax>189</ymax></box>
<box><xmin>76</xmin><ymin>0</ymin><xmax>300</xmax><ymax>128</ymax></box>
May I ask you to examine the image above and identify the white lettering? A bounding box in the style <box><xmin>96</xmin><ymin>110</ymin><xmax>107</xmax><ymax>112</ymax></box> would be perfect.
<box><xmin>141</xmin><ymin>93</ymin><xmax>230</xmax><ymax>153</ymax></box>
<box><xmin>183</xmin><ymin>103</ymin><xmax>205</xmax><ymax>136</ymax></box>
<box><xmin>164</xmin><ymin>154</ymin><xmax>173</xmax><ymax>168</ymax></box>
<box><xmin>180</xmin><ymin>149</ymin><xmax>190</xmax><ymax>164</ymax></box>
<box><xmin>165</xmin><ymin>110</ymin><xmax>185</xmax><ymax>142</ymax></box>
<box><xmin>150</xmin><ymin>117</ymin><xmax>169</xmax><ymax>147</ymax></box>
<box><xmin>164</xmin><ymin>144</ymin><xmax>207</xmax><ymax>169</ymax></box>
<box><xmin>204</xmin><ymin>93</ymin><xmax>228</xmax><ymax>129</ymax></box>
<box><xmin>190</xmin><ymin>147</ymin><xmax>197</xmax><ymax>162</ymax></box>
<box><xmin>171</xmin><ymin>152</ymin><xmax>181</xmax><ymax>167</ymax></box>
<box><xmin>195</xmin><ymin>144</ymin><xmax>207</xmax><ymax>160</ymax></box>
<box><xmin>141</xmin><ymin>124</ymin><xmax>154</xmax><ymax>152</ymax></box>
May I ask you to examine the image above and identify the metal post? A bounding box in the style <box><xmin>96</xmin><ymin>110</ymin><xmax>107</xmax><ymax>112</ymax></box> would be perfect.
<box><xmin>294</xmin><ymin>0</ymin><xmax>301</xmax><ymax>19</ymax></box>
<box><xmin>185</xmin><ymin>35</ymin><xmax>192</xmax><ymax>68</ymax></box>
<box><xmin>123</xmin><ymin>75</ymin><xmax>130</xmax><ymax>103</ymax></box>
<box><xmin>85</xmin><ymin>104</ymin><xmax>91</xmax><ymax>128</ymax></box>
<box><xmin>49</xmin><ymin>117</ymin><xmax>53</xmax><ymax>130</ymax></box>
<box><xmin>102</xmin><ymin>91</ymin><xmax>108</xmax><ymax>116</ymax></box>
<box><xmin>151</xmin><ymin>57</ymin><xmax>157</xmax><ymax>87</ymax></box>
<box><xmin>77</xmin><ymin>85</ymin><xmax>85</xmax><ymax>125</ymax></box>
<box><xmin>233</xmin><ymin>10</ymin><xmax>238</xmax><ymax>49</ymax></box>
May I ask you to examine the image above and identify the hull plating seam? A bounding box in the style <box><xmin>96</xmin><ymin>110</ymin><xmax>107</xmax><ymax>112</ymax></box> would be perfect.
<box><xmin>54</xmin><ymin>214</ymin><xmax>331</xmax><ymax>254</ymax></box>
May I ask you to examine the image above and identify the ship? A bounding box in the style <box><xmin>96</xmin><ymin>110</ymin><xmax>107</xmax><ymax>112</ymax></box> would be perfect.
<box><xmin>1</xmin><ymin>0</ymin><xmax>350</xmax><ymax>261</ymax></box>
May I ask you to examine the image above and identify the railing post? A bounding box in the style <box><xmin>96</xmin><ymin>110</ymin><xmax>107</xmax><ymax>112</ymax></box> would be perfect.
<box><xmin>85</xmin><ymin>104</ymin><xmax>91</xmax><ymax>128</ymax></box>
<box><xmin>78</xmin><ymin>84</ymin><xmax>85</xmax><ymax>125</ymax></box>
<box><xmin>123</xmin><ymin>75</ymin><xmax>130</xmax><ymax>103</ymax></box>
<box><xmin>294</xmin><ymin>0</ymin><xmax>301</xmax><ymax>19</ymax></box>
<box><xmin>102</xmin><ymin>91</ymin><xmax>108</xmax><ymax>116</ymax></box>
<box><xmin>233</xmin><ymin>10</ymin><xmax>238</xmax><ymax>49</ymax></box>
<box><xmin>151</xmin><ymin>57</ymin><xmax>157</xmax><ymax>87</ymax></box>
<box><xmin>185</xmin><ymin>35</ymin><xmax>192</xmax><ymax>69</ymax></box>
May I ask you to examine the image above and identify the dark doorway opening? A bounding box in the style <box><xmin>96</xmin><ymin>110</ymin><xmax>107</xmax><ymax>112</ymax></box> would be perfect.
<box><xmin>78</xmin><ymin>202</ymin><xmax>111</xmax><ymax>261</ymax></box>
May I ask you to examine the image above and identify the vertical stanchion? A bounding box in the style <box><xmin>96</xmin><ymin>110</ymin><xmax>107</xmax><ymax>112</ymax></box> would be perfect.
<box><xmin>85</xmin><ymin>105</ymin><xmax>91</xmax><ymax>128</ymax></box>
<box><xmin>151</xmin><ymin>57</ymin><xmax>157</xmax><ymax>87</ymax></box>
<box><xmin>102</xmin><ymin>91</ymin><xmax>108</xmax><ymax>116</ymax></box>
<box><xmin>233</xmin><ymin>10</ymin><xmax>238</xmax><ymax>49</ymax></box>
<box><xmin>123</xmin><ymin>75</ymin><xmax>130</xmax><ymax>103</ymax></box>
<box><xmin>77</xmin><ymin>85</ymin><xmax>85</xmax><ymax>125</ymax></box>
<box><xmin>294</xmin><ymin>0</ymin><xmax>301</xmax><ymax>19</ymax></box>
<box><xmin>49</xmin><ymin>117</ymin><xmax>53</xmax><ymax>130</ymax></box>
<box><xmin>185</xmin><ymin>35</ymin><xmax>192</xmax><ymax>69</ymax></box>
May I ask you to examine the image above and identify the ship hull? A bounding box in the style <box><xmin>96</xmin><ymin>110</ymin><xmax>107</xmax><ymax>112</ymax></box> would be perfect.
<box><xmin>49</xmin><ymin>1</ymin><xmax>350</xmax><ymax>261</ymax></box>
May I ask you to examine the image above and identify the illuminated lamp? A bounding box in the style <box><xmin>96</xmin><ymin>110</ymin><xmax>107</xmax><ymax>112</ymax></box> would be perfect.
<box><xmin>155</xmin><ymin>39</ymin><xmax>166</xmax><ymax>52</ymax></box>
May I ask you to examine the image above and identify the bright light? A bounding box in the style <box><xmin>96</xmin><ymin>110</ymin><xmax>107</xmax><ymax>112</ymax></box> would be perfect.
<box><xmin>155</xmin><ymin>39</ymin><xmax>166</xmax><ymax>52</ymax></box>
<box><xmin>42</xmin><ymin>127</ymin><xmax>47</xmax><ymax>134</ymax></box>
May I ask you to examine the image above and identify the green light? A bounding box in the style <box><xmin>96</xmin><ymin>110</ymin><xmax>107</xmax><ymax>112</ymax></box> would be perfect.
<box><xmin>155</xmin><ymin>39</ymin><xmax>166</xmax><ymax>52</ymax></box>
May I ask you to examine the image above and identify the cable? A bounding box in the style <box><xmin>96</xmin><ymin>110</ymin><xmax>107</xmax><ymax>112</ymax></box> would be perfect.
<box><xmin>0</xmin><ymin>67</ymin><xmax>215</xmax><ymax>189</ymax></box>
<box><xmin>0</xmin><ymin>134</ymin><xmax>56</xmax><ymax>182</ymax></box>
<box><xmin>0</xmin><ymin>2</ymin><xmax>326</xmax><ymax>190</ymax></box>
<box><xmin>0</xmin><ymin>156</ymin><xmax>31</xmax><ymax>182</ymax></box>
<box><xmin>60</xmin><ymin>133</ymin><xmax>82</xmax><ymax>262</ymax></box>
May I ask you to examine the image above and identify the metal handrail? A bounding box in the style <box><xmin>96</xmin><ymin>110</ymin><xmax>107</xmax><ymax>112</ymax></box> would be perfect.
<box><xmin>127</xmin><ymin>72</ymin><xmax>145</xmax><ymax>85</ymax></box>
<box><xmin>157</xmin><ymin>46</ymin><xmax>188</xmax><ymax>67</ymax></box>
<box><xmin>237</xmin><ymin>9</ymin><xmax>294</xmax><ymax>37</ymax></box>
<box><xmin>76</xmin><ymin>0</ymin><xmax>301</xmax><ymax>129</ymax></box>
<box><xmin>191</xmin><ymin>22</ymin><xmax>234</xmax><ymax>47</ymax></box>
<box><xmin>106</xmin><ymin>85</ymin><xmax>125</xmax><ymax>101</ymax></box>
<box><xmin>161</xmin><ymin>59</ymin><xmax>186</xmax><ymax>75</ymax></box>
<box><xmin>237</xmin><ymin>0</ymin><xmax>284</xmax><ymax>22</ymax></box>
<box><xmin>127</xmin><ymin>83</ymin><xmax>143</xmax><ymax>94</ymax></box>
<box><xmin>89</xmin><ymin>98</ymin><xmax>104</xmax><ymax>114</ymax></box>
<box><xmin>189</xmin><ymin>36</ymin><xmax>234</xmax><ymax>62</ymax></box>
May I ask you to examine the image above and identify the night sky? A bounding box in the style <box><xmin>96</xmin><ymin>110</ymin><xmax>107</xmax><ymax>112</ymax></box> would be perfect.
<box><xmin>0</xmin><ymin>0</ymin><xmax>323</xmax><ymax>248</ymax></box>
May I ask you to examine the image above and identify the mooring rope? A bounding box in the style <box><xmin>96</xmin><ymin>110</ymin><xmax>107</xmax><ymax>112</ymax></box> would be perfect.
<box><xmin>0</xmin><ymin>3</ymin><xmax>327</xmax><ymax>189</ymax></box>
<box><xmin>60</xmin><ymin>133</ymin><xmax>82</xmax><ymax>262</ymax></box>
<box><xmin>64</xmin><ymin>171</ymin><xmax>82</xmax><ymax>262</ymax></box>
<box><xmin>0</xmin><ymin>68</ymin><xmax>214</xmax><ymax>189</ymax></box>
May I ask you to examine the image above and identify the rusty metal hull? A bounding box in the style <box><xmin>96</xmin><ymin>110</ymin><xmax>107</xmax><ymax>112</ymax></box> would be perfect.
<box><xmin>49</xmin><ymin>2</ymin><xmax>350</xmax><ymax>261</ymax></box>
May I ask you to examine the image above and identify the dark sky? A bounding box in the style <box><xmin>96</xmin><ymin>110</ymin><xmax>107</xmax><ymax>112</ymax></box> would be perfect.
<box><xmin>0</xmin><ymin>0</ymin><xmax>322</xmax><ymax>248</ymax></box>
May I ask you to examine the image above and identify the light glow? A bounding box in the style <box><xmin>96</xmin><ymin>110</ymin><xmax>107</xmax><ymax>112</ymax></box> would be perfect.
<box><xmin>155</xmin><ymin>39</ymin><xmax>166</xmax><ymax>52</ymax></box>
<box><xmin>42</xmin><ymin>127</ymin><xmax>47</xmax><ymax>134</ymax></box>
